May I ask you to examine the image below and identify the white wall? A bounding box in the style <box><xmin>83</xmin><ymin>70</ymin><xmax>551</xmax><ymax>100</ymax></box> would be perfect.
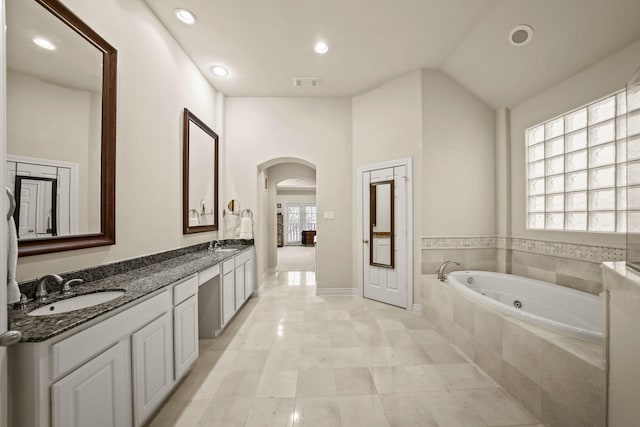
<box><xmin>352</xmin><ymin>70</ymin><xmax>424</xmax><ymax>293</ymax></box>
<box><xmin>16</xmin><ymin>0</ymin><xmax>219</xmax><ymax>281</ymax></box>
<box><xmin>7</xmin><ymin>70</ymin><xmax>99</xmax><ymax>234</ymax></box>
<box><xmin>421</xmin><ymin>69</ymin><xmax>496</xmax><ymax>236</ymax></box>
<box><xmin>508</xmin><ymin>39</ymin><xmax>640</xmax><ymax>248</ymax></box>
<box><xmin>225</xmin><ymin>98</ymin><xmax>352</xmax><ymax>289</ymax></box>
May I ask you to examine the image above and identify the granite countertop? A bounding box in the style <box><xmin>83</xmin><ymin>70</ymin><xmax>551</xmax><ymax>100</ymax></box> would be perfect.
<box><xmin>9</xmin><ymin>246</ymin><xmax>250</xmax><ymax>343</ymax></box>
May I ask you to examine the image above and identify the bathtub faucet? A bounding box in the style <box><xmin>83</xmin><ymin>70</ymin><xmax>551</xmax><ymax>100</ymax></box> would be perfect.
<box><xmin>437</xmin><ymin>261</ymin><xmax>460</xmax><ymax>282</ymax></box>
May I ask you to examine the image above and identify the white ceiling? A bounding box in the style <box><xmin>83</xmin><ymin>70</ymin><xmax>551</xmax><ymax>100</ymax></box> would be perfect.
<box><xmin>277</xmin><ymin>178</ymin><xmax>316</xmax><ymax>191</ymax></box>
<box><xmin>144</xmin><ymin>0</ymin><xmax>640</xmax><ymax>108</ymax></box>
<box><xmin>7</xmin><ymin>0</ymin><xmax>103</xmax><ymax>93</ymax></box>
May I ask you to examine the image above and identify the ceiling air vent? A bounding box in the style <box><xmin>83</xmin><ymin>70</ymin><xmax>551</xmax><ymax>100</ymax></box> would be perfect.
<box><xmin>293</xmin><ymin>77</ymin><xmax>319</xmax><ymax>88</ymax></box>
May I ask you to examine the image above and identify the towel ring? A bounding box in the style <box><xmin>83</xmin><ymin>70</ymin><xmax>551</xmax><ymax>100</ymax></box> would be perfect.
<box><xmin>6</xmin><ymin>187</ymin><xmax>16</xmax><ymax>221</ymax></box>
<box><xmin>241</xmin><ymin>209</ymin><xmax>253</xmax><ymax>219</ymax></box>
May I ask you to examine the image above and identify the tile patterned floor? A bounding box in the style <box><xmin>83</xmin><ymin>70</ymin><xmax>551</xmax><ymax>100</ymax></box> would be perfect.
<box><xmin>149</xmin><ymin>271</ymin><xmax>544</xmax><ymax>427</ymax></box>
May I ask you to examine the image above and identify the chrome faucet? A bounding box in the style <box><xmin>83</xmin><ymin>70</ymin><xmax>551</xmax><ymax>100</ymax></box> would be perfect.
<box><xmin>437</xmin><ymin>261</ymin><xmax>460</xmax><ymax>282</ymax></box>
<box><xmin>34</xmin><ymin>274</ymin><xmax>64</xmax><ymax>303</ymax></box>
<box><xmin>214</xmin><ymin>241</ymin><xmax>222</xmax><ymax>249</ymax></box>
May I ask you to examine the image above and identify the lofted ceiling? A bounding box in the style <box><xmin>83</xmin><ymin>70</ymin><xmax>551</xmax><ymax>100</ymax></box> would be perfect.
<box><xmin>144</xmin><ymin>0</ymin><xmax>640</xmax><ymax>108</ymax></box>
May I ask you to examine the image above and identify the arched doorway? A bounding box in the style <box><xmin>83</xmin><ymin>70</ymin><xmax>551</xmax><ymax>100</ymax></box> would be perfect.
<box><xmin>257</xmin><ymin>158</ymin><xmax>317</xmax><ymax>273</ymax></box>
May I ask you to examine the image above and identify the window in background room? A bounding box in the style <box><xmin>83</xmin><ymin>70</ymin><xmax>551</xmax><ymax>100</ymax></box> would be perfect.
<box><xmin>526</xmin><ymin>90</ymin><xmax>627</xmax><ymax>232</ymax></box>
<box><xmin>285</xmin><ymin>204</ymin><xmax>316</xmax><ymax>244</ymax></box>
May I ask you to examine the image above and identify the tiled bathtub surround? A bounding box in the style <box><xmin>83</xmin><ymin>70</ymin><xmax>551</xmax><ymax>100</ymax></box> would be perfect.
<box><xmin>420</xmin><ymin>275</ymin><xmax>606</xmax><ymax>427</ymax></box>
<box><xmin>422</xmin><ymin>235</ymin><xmax>625</xmax><ymax>295</ymax></box>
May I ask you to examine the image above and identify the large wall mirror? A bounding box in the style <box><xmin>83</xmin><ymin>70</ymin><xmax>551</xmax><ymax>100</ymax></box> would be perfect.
<box><xmin>183</xmin><ymin>108</ymin><xmax>219</xmax><ymax>234</ymax></box>
<box><xmin>6</xmin><ymin>0</ymin><xmax>117</xmax><ymax>256</ymax></box>
<box><xmin>370</xmin><ymin>180</ymin><xmax>395</xmax><ymax>268</ymax></box>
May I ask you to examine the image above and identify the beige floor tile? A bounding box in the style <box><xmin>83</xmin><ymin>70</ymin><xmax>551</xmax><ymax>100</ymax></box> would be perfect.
<box><xmin>332</xmin><ymin>347</ymin><xmax>369</xmax><ymax>368</ymax></box>
<box><xmin>213</xmin><ymin>371</ymin><xmax>261</xmax><ymax>398</ymax></box>
<box><xmin>394</xmin><ymin>344</ymin><xmax>434</xmax><ymax>366</ymax></box>
<box><xmin>376</xmin><ymin>318</ymin><xmax>407</xmax><ymax>331</ymax></box>
<box><xmin>245</xmin><ymin>398</ymin><xmax>295</xmax><ymax>427</ymax></box>
<box><xmin>299</xmin><ymin>348</ymin><xmax>333</xmax><ymax>370</ymax></box>
<box><xmin>367</xmin><ymin>346</ymin><xmax>401</xmax><ymax>367</ymax></box>
<box><xmin>256</xmin><ymin>370</ymin><xmax>298</xmax><ymax>398</ymax></box>
<box><xmin>228</xmin><ymin>350</ymin><xmax>269</xmax><ymax>372</ymax></box>
<box><xmin>465</xmin><ymin>388</ymin><xmax>539</xmax><ymax>426</ymax></box>
<box><xmin>293</xmin><ymin>396</ymin><xmax>342</xmax><ymax>427</ymax></box>
<box><xmin>264</xmin><ymin>348</ymin><xmax>301</xmax><ymax>371</ymax></box>
<box><xmin>439</xmin><ymin>363</ymin><xmax>498</xmax><ymax>389</ymax></box>
<box><xmin>423</xmin><ymin>390</ymin><xmax>488</xmax><ymax>427</ymax></box>
<box><xmin>421</xmin><ymin>343</ymin><xmax>466</xmax><ymax>364</ymax></box>
<box><xmin>334</xmin><ymin>367</ymin><xmax>377</xmax><ymax>395</ymax></box>
<box><xmin>152</xmin><ymin>270</ymin><xmax>539</xmax><ymax>427</ymax></box>
<box><xmin>296</xmin><ymin>368</ymin><xmax>337</xmax><ymax>397</ymax></box>
<box><xmin>379</xmin><ymin>393</ymin><xmax>439</xmax><ymax>427</ymax></box>
<box><xmin>196</xmin><ymin>397</ymin><xmax>253</xmax><ymax>426</ymax></box>
<box><xmin>338</xmin><ymin>394</ymin><xmax>390</xmax><ymax>427</ymax></box>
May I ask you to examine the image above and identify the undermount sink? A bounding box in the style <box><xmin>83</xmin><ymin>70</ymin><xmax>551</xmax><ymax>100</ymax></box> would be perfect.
<box><xmin>215</xmin><ymin>248</ymin><xmax>237</xmax><ymax>253</ymax></box>
<box><xmin>28</xmin><ymin>291</ymin><xmax>125</xmax><ymax>316</ymax></box>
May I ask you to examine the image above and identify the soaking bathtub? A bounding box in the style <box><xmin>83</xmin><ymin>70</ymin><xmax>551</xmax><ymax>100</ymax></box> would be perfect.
<box><xmin>447</xmin><ymin>271</ymin><xmax>604</xmax><ymax>343</ymax></box>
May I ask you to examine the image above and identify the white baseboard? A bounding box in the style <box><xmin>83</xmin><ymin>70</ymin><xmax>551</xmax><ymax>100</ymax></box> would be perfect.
<box><xmin>412</xmin><ymin>304</ymin><xmax>422</xmax><ymax>314</ymax></box>
<box><xmin>316</xmin><ymin>287</ymin><xmax>359</xmax><ymax>297</ymax></box>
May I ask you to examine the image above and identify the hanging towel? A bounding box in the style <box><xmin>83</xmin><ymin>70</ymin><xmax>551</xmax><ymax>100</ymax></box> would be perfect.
<box><xmin>7</xmin><ymin>216</ymin><xmax>20</xmax><ymax>304</ymax></box>
<box><xmin>239</xmin><ymin>217</ymin><xmax>253</xmax><ymax>239</ymax></box>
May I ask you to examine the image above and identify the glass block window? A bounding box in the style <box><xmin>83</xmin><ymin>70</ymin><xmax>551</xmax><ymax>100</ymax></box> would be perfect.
<box><xmin>526</xmin><ymin>90</ymin><xmax>627</xmax><ymax>232</ymax></box>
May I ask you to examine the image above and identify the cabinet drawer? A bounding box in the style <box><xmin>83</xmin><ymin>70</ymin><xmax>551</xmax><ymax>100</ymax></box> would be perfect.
<box><xmin>173</xmin><ymin>274</ymin><xmax>198</xmax><ymax>305</ymax></box>
<box><xmin>51</xmin><ymin>290</ymin><xmax>171</xmax><ymax>381</ymax></box>
<box><xmin>222</xmin><ymin>259</ymin><xmax>235</xmax><ymax>274</ymax></box>
<box><xmin>235</xmin><ymin>250</ymin><xmax>251</xmax><ymax>265</ymax></box>
<box><xmin>199</xmin><ymin>264</ymin><xmax>220</xmax><ymax>285</ymax></box>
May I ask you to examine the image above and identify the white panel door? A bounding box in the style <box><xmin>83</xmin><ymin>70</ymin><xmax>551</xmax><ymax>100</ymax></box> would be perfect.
<box><xmin>51</xmin><ymin>341</ymin><xmax>131</xmax><ymax>427</ymax></box>
<box><xmin>0</xmin><ymin>3</ymin><xmax>8</xmax><ymax>423</ymax></box>
<box><xmin>132</xmin><ymin>313</ymin><xmax>173</xmax><ymax>426</ymax></box>
<box><xmin>222</xmin><ymin>271</ymin><xmax>235</xmax><ymax>325</ymax></box>
<box><xmin>174</xmin><ymin>295</ymin><xmax>198</xmax><ymax>380</ymax></box>
<box><xmin>362</xmin><ymin>165</ymin><xmax>408</xmax><ymax>308</ymax></box>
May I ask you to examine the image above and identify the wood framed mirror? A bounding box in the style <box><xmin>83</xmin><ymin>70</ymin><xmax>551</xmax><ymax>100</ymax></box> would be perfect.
<box><xmin>370</xmin><ymin>180</ymin><xmax>395</xmax><ymax>268</ymax></box>
<box><xmin>6</xmin><ymin>0</ymin><xmax>117</xmax><ymax>256</ymax></box>
<box><xmin>183</xmin><ymin>108</ymin><xmax>219</xmax><ymax>234</ymax></box>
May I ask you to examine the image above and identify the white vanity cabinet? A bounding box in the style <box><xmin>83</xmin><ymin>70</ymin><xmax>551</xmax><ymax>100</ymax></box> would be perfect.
<box><xmin>221</xmin><ymin>258</ymin><xmax>236</xmax><ymax>326</ymax></box>
<box><xmin>131</xmin><ymin>312</ymin><xmax>173</xmax><ymax>426</ymax></box>
<box><xmin>9</xmin><ymin>273</ymin><xmax>201</xmax><ymax>427</ymax></box>
<box><xmin>51</xmin><ymin>340</ymin><xmax>131</xmax><ymax>427</ymax></box>
<box><xmin>173</xmin><ymin>276</ymin><xmax>199</xmax><ymax>380</ymax></box>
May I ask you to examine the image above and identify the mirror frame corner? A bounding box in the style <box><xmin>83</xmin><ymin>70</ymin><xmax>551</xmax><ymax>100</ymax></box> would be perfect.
<box><xmin>182</xmin><ymin>108</ymin><xmax>219</xmax><ymax>235</ymax></box>
<box><xmin>16</xmin><ymin>0</ymin><xmax>117</xmax><ymax>257</ymax></box>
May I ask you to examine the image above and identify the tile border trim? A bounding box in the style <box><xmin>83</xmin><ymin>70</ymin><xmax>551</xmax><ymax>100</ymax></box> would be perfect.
<box><xmin>421</xmin><ymin>235</ymin><xmax>625</xmax><ymax>263</ymax></box>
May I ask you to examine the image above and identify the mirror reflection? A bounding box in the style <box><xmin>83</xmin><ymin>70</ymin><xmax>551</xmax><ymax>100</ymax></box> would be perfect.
<box><xmin>7</xmin><ymin>0</ymin><xmax>102</xmax><ymax>240</ymax></box>
<box><xmin>370</xmin><ymin>180</ymin><xmax>395</xmax><ymax>268</ymax></box>
<box><xmin>183</xmin><ymin>108</ymin><xmax>219</xmax><ymax>234</ymax></box>
<box><xmin>5</xmin><ymin>0</ymin><xmax>117</xmax><ymax>256</ymax></box>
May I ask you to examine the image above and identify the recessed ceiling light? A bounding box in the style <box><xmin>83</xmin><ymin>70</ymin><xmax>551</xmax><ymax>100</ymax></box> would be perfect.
<box><xmin>33</xmin><ymin>37</ymin><xmax>56</xmax><ymax>50</ymax></box>
<box><xmin>211</xmin><ymin>65</ymin><xmax>229</xmax><ymax>77</ymax></box>
<box><xmin>314</xmin><ymin>41</ymin><xmax>329</xmax><ymax>54</ymax></box>
<box><xmin>509</xmin><ymin>25</ymin><xmax>534</xmax><ymax>46</ymax></box>
<box><xmin>175</xmin><ymin>8</ymin><xmax>196</xmax><ymax>25</ymax></box>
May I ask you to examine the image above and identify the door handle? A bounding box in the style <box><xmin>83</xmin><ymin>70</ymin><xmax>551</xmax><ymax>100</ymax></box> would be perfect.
<box><xmin>363</xmin><ymin>240</ymin><xmax>369</xmax><ymax>244</ymax></box>
<box><xmin>0</xmin><ymin>330</ymin><xmax>22</xmax><ymax>346</ymax></box>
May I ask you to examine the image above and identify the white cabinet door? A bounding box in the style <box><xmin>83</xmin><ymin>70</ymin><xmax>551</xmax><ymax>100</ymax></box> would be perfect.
<box><xmin>174</xmin><ymin>295</ymin><xmax>198</xmax><ymax>380</ymax></box>
<box><xmin>244</xmin><ymin>257</ymin><xmax>254</xmax><ymax>301</ymax></box>
<box><xmin>132</xmin><ymin>313</ymin><xmax>173</xmax><ymax>426</ymax></box>
<box><xmin>51</xmin><ymin>340</ymin><xmax>131</xmax><ymax>427</ymax></box>
<box><xmin>234</xmin><ymin>263</ymin><xmax>245</xmax><ymax>310</ymax></box>
<box><xmin>222</xmin><ymin>271</ymin><xmax>235</xmax><ymax>326</ymax></box>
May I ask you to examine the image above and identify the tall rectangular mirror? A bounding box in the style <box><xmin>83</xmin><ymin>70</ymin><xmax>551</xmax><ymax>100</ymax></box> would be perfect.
<box><xmin>370</xmin><ymin>180</ymin><xmax>395</xmax><ymax>268</ymax></box>
<box><xmin>6</xmin><ymin>0</ymin><xmax>117</xmax><ymax>256</ymax></box>
<box><xmin>183</xmin><ymin>108</ymin><xmax>219</xmax><ymax>234</ymax></box>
